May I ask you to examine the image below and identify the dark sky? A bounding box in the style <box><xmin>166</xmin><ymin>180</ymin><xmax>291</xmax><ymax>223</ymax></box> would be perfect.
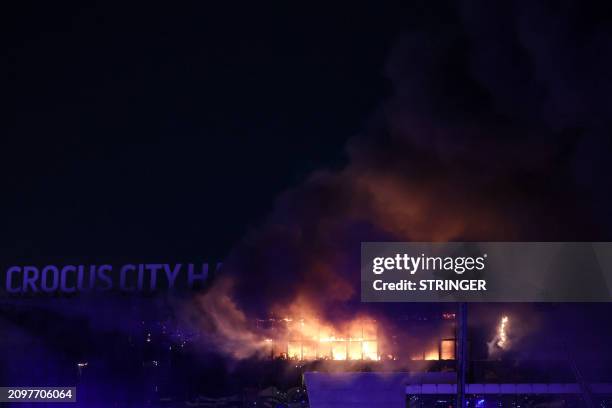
<box><xmin>3</xmin><ymin>2</ymin><xmax>421</xmax><ymax>262</ymax></box>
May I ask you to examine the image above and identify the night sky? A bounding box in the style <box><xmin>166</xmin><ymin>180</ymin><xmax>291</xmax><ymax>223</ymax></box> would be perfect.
<box><xmin>6</xmin><ymin>1</ymin><xmax>611</xmax><ymax>263</ymax></box>
<box><xmin>3</xmin><ymin>2</ymin><xmax>421</xmax><ymax>261</ymax></box>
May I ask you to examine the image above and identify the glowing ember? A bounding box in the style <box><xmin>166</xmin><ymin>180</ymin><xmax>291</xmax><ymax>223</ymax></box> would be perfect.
<box><xmin>440</xmin><ymin>339</ymin><xmax>456</xmax><ymax>360</ymax></box>
<box><xmin>424</xmin><ymin>347</ymin><xmax>439</xmax><ymax>361</ymax></box>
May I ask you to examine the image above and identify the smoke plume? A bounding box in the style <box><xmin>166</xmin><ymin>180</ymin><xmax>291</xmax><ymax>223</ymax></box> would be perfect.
<box><xmin>186</xmin><ymin>0</ymin><xmax>612</xmax><ymax>358</ymax></box>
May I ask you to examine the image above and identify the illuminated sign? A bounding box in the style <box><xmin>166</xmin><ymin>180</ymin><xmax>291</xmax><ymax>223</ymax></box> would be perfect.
<box><xmin>2</xmin><ymin>262</ymin><xmax>220</xmax><ymax>294</ymax></box>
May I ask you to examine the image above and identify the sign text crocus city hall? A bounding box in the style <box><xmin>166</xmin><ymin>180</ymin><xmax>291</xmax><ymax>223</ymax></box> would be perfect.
<box><xmin>2</xmin><ymin>263</ymin><xmax>220</xmax><ymax>294</ymax></box>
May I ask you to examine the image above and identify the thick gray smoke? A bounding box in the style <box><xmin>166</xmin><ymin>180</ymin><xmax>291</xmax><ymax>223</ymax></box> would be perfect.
<box><xmin>185</xmin><ymin>0</ymin><xmax>612</xmax><ymax>358</ymax></box>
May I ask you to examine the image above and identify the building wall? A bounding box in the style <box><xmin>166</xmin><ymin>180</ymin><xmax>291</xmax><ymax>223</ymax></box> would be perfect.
<box><xmin>304</xmin><ymin>372</ymin><xmax>407</xmax><ymax>408</ymax></box>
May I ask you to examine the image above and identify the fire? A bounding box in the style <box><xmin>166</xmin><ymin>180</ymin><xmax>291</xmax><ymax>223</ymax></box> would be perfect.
<box><xmin>487</xmin><ymin>314</ymin><xmax>510</xmax><ymax>358</ymax></box>
<box><xmin>409</xmin><ymin>339</ymin><xmax>456</xmax><ymax>361</ymax></box>
<box><xmin>190</xmin><ymin>278</ymin><xmax>383</xmax><ymax>361</ymax></box>
<box><xmin>265</xmin><ymin>317</ymin><xmax>380</xmax><ymax>361</ymax></box>
<box><xmin>496</xmin><ymin>315</ymin><xmax>509</xmax><ymax>349</ymax></box>
<box><xmin>424</xmin><ymin>347</ymin><xmax>439</xmax><ymax>361</ymax></box>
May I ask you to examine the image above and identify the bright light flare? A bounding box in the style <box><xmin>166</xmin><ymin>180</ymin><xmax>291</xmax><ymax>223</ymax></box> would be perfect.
<box><xmin>488</xmin><ymin>314</ymin><xmax>511</xmax><ymax>358</ymax></box>
<box><xmin>496</xmin><ymin>315</ymin><xmax>509</xmax><ymax>349</ymax></box>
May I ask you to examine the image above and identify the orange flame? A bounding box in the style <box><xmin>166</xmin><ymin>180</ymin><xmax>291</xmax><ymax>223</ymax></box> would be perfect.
<box><xmin>269</xmin><ymin>316</ymin><xmax>380</xmax><ymax>361</ymax></box>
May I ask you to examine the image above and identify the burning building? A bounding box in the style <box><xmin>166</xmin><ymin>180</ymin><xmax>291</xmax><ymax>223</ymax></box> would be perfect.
<box><xmin>258</xmin><ymin>317</ymin><xmax>380</xmax><ymax>361</ymax></box>
<box><xmin>252</xmin><ymin>311</ymin><xmax>458</xmax><ymax>364</ymax></box>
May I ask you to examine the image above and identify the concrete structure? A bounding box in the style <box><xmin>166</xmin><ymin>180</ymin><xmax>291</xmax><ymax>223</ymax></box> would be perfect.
<box><xmin>406</xmin><ymin>383</ymin><xmax>612</xmax><ymax>394</ymax></box>
<box><xmin>304</xmin><ymin>372</ymin><xmax>453</xmax><ymax>408</ymax></box>
<box><xmin>304</xmin><ymin>372</ymin><xmax>612</xmax><ymax>408</ymax></box>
